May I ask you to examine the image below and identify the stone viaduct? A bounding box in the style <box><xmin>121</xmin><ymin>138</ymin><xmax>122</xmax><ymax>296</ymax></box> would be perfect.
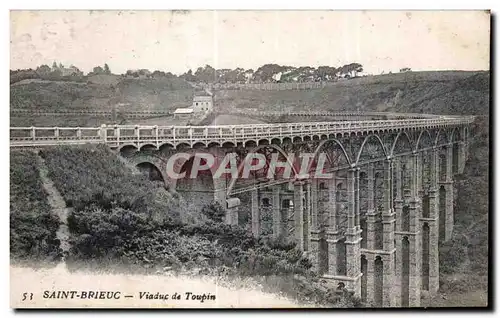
<box><xmin>10</xmin><ymin>112</ymin><xmax>474</xmax><ymax>307</ymax></box>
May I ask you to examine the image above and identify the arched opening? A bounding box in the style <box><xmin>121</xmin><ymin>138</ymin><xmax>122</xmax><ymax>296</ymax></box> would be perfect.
<box><xmin>422</xmin><ymin>194</ymin><xmax>430</xmax><ymax>218</ymax></box>
<box><xmin>136</xmin><ymin>162</ymin><xmax>164</xmax><ymax>184</ymax></box>
<box><xmin>401</xmin><ymin>236</ymin><xmax>410</xmax><ymax>307</ymax></box>
<box><xmin>120</xmin><ymin>145</ymin><xmax>138</xmax><ymax>157</ymax></box>
<box><xmin>336</xmin><ymin>182</ymin><xmax>344</xmax><ymax>202</ymax></box>
<box><xmin>402</xmin><ymin>206</ymin><xmax>410</xmax><ymax>232</ymax></box>
<box><xmin>359</xmin><ymin>172</ymin><xmax>368</xmax><ymax>248</ymax></box>
<box><xmin>439</xmin><ymin>153</ymin><xmax>447</xmax><ymax>182</ymax></box>
<box><xmin>374</xmin><ymin>170</ymin><xmax>384</xmax><ymax>250</ymax></box>
<box><xmin>439</xmin><ymin>186</ymin><xmax>446</xmax><ymax>242</ymax></box>
<box><xmin>374</xmin><ymin>256</ymin><xmax>384</xmax><ymax>307</ymax></box>
<box><xmin>421</xmin><ymin>150</ymin><xmax>430</xmax><ymax>190</ymax></box>
<box><xmin>319</xmin><ymin>237</ymin><xmax>329</xmax><ymax>275</ymax></box>
<box><xmin>175</xmin><ymin>156</ymin><xmax>215</xmax><ymax>208</ymax></box>
<box><xmin>422</xmin><ymin>222</ymin><xmax>430</xmax><ymax>291</ymax></box>
<box><xmin>262</xmin><ymin>197</ymin><xmax>270</xmax><ymax>206</ymax></box>
<box><xmin>361</xmin><ymin>255</ymin><xmax>368</xmax><ymax>302</ymax></box>
<box><xmin>336</xmin><ymin>238</ymin><xmax>347</xmax><ymax>276</ymax></box>
<box><xmin>452</xmin><ymin>143</ymin><xmax>459</xmax><ymax>174</ymax></box>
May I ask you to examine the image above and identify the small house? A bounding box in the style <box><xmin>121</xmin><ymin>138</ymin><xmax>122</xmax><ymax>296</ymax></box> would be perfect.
<box><xmin>192</xmin><ymin>95</ymin><xmax>213</xmax><ymax>113</ymax></box>
<box><xmin>173</xmin><ymin>108</ymin><xmax>194</xmax><ymax>120</ymax></box>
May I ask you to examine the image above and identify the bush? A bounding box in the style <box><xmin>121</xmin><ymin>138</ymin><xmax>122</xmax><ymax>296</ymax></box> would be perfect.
<box><xmin>42</xmin><ymin>145</ymin><xmax>180</xmax><ymax>223</ymax></box>
<box><xmin>201</xmin><ymin>202</ymin><xmax>226</xmax><ymax>223</ymax></box>
<box><xmin>10</xmin><ymin>151</ymin><xmax>62</xmax><ymax>265</ymax></box>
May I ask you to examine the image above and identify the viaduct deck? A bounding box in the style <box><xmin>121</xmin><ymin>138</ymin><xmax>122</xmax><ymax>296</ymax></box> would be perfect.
<box><xmin>10</xmin><ymin>114</ymin><xmax>474</xmax><ymax>149</ymax></box>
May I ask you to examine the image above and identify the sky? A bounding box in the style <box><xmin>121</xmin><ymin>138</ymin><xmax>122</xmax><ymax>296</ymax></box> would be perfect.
<box><xmin>10</xmin><ymin>10</ymin><xmax>490</xmax><ymax>75</ymax></box>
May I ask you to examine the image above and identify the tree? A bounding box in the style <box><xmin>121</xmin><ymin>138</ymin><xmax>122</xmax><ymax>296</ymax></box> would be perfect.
<box><xmin>254</xmin><ymin>64</ymin><xmax>284</xmax><ymax>83</ymax></box>
<box><xmin>315</xmin><ymin>66</ymin><xmax>337</xmax><ymax>81</ymax></box>
<box><xmin>182</xmin><ymin>69</ymin><xmax>197</xmax><ymax>82</ymax></box>
<box><xmin>52</xmin><ymin>61</ymin><xmax>58</xmax><ymax>69</ymax></box>
<box><xmin>36</xmin><ymin>64</ymin><xmax>51</xmax><ymax>76</ymax></box>
<box><xmin>104</xmin><ymin>63</ymin><xmax>111</xmax><ymax>74</ymax></box>
<box><xmin>195</xmin><ymin>65</ymin><xmax>216</xmax><ymax>83</ymax></box>
<box><xmin>351</xmin><ymin>63</ymin><xmax>363</xmax><ymax>77</ymax></box>
<box><xmin>92</xmin><ymin>66</ymin><xmax>104</xmax><ymax>75</ymax></box>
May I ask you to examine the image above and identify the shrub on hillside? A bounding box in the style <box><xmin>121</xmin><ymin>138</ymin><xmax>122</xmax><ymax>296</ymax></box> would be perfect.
<box><xmin>42</xmin><ymin>145</ymin><xmax>180</xmax><ymax>223</ymax></box>
<box><xmin>201</xmin><ymin>202</ymin><xmax>226</xmax><ymax>223</ymax></box>
<box><xmin>10</xmin><ymin>151</ymin><xmax>62</xmax><ymax>265</ymax></box>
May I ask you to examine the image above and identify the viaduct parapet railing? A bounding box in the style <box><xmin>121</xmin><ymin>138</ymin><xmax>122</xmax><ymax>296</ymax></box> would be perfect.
<box><xmin>10</xmin><ymin>116</ymin><xmax>475</xmax><ymax>149</ymax></box>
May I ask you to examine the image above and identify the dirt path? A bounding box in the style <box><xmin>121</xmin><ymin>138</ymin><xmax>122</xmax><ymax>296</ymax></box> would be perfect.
<box><xmin>37</xmin><ymin>156</ymin><xmax>71</xmax><ymax>261</ymax></box>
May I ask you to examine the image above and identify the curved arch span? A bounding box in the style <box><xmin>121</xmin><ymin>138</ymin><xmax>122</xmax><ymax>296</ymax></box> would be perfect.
<box><xmin>125</xmin><ymin>153</ymin><xmax>171</xmax><ymax>189</ymax></box>
<box><xmin>118</xmin><ymin>143</ymin><xmax>139</xmax><ymax>153</ymax></box>
<box><xmin>450</xmin><ymin>126</ymin><xmax>463</xmax><ymax>142</ymax></box>
<box><xmin>307</xmin><ymin>138</ymin><xmax>352</xmax><ymax>172</ymax></box>
<box><xmin>355</xmin><ymin>134</ymin><xmax>387</xmax><ymax>165</ymax></box>
<box><xmin>390</xmin><ymin>131</ymin><xmax>413</xmax><ymax>157</ymax></box>
<box><xmin>225</xmin><ymin>144</ymin><xmax>298</xmax><ymax>196</ymax></box>
<box><xmin>434</xmin><ymin>129</ymin><xmax>450</xmax><ymax>147</ymax></box>
<box><xmin>139</xmin><ymin>143</ymin><xmax>158</xmax><ymax>151</ymax></box>
<box><xmin>414</xmin><ymin>130</ymin><xmax>433</xmax><ymax>151</ymax></box>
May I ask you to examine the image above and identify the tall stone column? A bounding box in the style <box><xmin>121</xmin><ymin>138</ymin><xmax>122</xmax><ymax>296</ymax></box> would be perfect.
<box><xmin>366</xmin><ymin>163</ymin><xmax>376</xmax><ymax>250</ymax></box>
<box><xmin>326</xmin><ymin>175</ymin><xmax>339</xmax><ymax>276</ymax></box>
<box><xmin>393</xmin><ymin>157</ymin><xmax>403</xmax><ymax>307</ymax></box>
<box><xmin>355</xmin><ymin>167</ymin><xmax>361</xmax><ymax>231</ymax></box>
<box><xmin>309</xmin><ymin>179</ymin><xmax>321</xmax><ymax>271</ymax></box>
<box><xmin>444</xmin><ymin>145</ymin><xmax>454</xmax><ymax>241</ymax></box>
<box><xmin>425</xmin><ymin>148</ymin><xmax>440</xmax><ymax>295</ymax></box>
<box><xmin>394</xmin><ymin>158</ymin><xmax>403</xmax><ymax>230</ymax></box>
<box><xmin>213</xmin><ymin>176</ymin><xmax>227</xmax><ymax>206</ymax></box>
<box><xmin>272</xmin><ymin>185</ymin><xmax>281</xmax><ymax>239</ymax></box>
<box><xmin>213</xmin><ymin>148</ymin><xmax>229</xmax><ymax>206</ymax></box>
<box><xmin>399</xmin><ymin>152</ymin><xmax>422</xmax><ymax>307</ymax></box>
<box><xmin>418</xmin><ymin>151</ymin><xmax>425</xmax><ymax>196</ymax></box>
<box><xmin>457</xmin><ymin>141</ymin><xmax>466</xmax><ymax>174</ymax></box>
<box><xmin>365</xmin><ymin>254</ymin><xmax>375</xmax><ymax>306</ymax></box>
<box><xmin>251</xmin><ymin>188</ymin><xmax>260</xmax><ymax>238</ymax></box>
<box><xmin>382</xmin><ymin>159</ymin><xmax>396</xmax><ymax>307</ymax></box>
<box><xmin>294</xmin><ymin>181</ymin><xmax>305</xmax><ymax>250</ymax></box>
<box><xmin>345</xmin><ymin>168</ymin><xmax>362</xmax><ymax>296</ymax></box>
<box><xmin>410</xmin><ymin>153</ymin><xmax>422</xmax><ymax>306</ymax></box>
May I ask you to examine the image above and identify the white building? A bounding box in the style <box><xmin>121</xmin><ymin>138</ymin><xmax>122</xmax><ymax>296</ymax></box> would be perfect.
<box><xmin>173</xmin><ymin>108</ymin><xmax>194</xmax><ymax>120</ymax></box>
<box><xmin>192</xmin><ymin>95</ymin><xmax>213</xmax><ymax>113</ymax></box>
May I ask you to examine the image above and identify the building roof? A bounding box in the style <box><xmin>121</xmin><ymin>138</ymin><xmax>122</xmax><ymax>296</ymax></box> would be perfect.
<box><xmin>174</xmin><ymin>108</ymin><xmax>194</xmax><ymax>114</ymax></box>
<box><xmin>193</xmin><ymin>95</ymin><xmax>213</xmax><ymax>102</ymax></box>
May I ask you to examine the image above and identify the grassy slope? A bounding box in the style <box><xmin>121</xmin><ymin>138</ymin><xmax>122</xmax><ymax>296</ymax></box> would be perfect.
<box><xmin>10</xmin><ymin>151</ymin><xmax>62</xmax><ymax>265</ymax></box>
<box><xmin>10</xmin><ymin>76</ymin><xmax>194</xmax><ymax>113</ymax></box>
<box><xmin>215</xmin><ymin>71</ymin><xmax>489</xmax><ymax>115</ymax></box>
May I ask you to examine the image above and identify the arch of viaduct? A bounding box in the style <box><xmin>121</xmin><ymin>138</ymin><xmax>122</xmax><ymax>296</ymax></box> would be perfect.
<box><xmin>9</xmin><ymin>113</ymin><xmax>474</xmax><ymax>307</ymax></box>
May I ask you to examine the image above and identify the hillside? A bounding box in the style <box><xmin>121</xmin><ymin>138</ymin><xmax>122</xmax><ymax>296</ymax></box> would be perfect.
<box><xmin>10</xmin><ymin>76</ymin><xmax>194</xmax><ymax>113</ymax></box>
<box><xmin>10</xmin><ymin>71</ymin><xmax>488</xmax><ymax>128</ymax></box>
<box><xmin>215</xmin><ymin>71</ymin><xmax>489</xmax><ymax>115</ymax></box>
